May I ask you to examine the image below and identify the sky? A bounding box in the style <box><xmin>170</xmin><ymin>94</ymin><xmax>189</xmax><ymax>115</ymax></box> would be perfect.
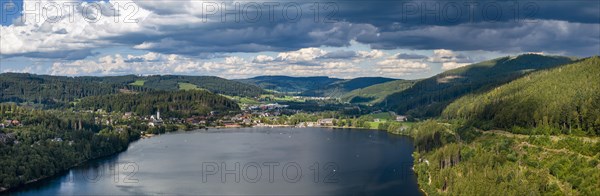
<box><xmin>0</xmin><ymin>0</ymin><xmax>598</xmax><ymax>79</ymax></box>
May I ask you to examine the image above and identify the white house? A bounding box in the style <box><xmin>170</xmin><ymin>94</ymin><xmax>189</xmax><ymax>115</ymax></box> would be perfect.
<box><xmin>396</xmin><ymin>115</ymin><xmax>407</xmax><ymax>122</ymax></box>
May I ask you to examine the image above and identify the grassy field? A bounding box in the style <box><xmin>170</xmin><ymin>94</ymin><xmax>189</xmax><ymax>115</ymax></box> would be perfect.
<box><xmin>129</xmin><ymin>80</ymin><xmax>145</xmax><ymax>86</ymax></box>
<box><xmin>367</xmin><ymin>120</ymin><xmax>414</xmax><ymax>130</ymax></box>
<box><xmin>222</xmin><ymin>95</ymin><xmax>261</xmax><ymax>105</ymax></box>
<box><xmin>178</xmin><ymin>82</ymin><xmax>200</xmax><ymax>90</ymax></box>
<box><xmin>366</xmin><ymin>121</ymin><xmax>383</xmax><ymax>129</ymax></box>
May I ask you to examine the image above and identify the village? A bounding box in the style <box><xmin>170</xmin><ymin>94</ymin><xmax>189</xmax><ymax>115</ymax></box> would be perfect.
<box><xmin>0</xmin><ymin>102</ymin><xmax>410</xmax><ymax>143</ymax></box>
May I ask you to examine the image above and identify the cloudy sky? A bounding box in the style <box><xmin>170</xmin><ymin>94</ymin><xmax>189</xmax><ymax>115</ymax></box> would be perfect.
<box><xmin>0</xmin><ymin>0</ymin><xmax>598</xmax><ymax>79</ymax></box>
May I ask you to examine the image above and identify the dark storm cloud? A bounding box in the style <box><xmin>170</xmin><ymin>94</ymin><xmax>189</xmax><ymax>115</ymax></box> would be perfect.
<box><xmin>320</xmin><ymin>50</ymin><xmax>358</xmax><ymax>59</ymax></box>
<box><xmin>356</xmin><ymin>20</ymin><xmax>599</xmax><ymax>55</ymax></box>
<box><xmin>335</xmin><ymin>0</ymin><xmax>599</xmax><ymax>27</ymax></box>
<box><xmin>395</xmin><ymin>53</ymin><xmax>428</xmax><ymax>59</ymax></box>
<box><xmin>333</xmin><ymin>0</ymin><xmax>599</xmax><ymax>55</ymax></box>
<box><xmin>3</xmin><ymin>0</ymin><xmax>598</xmax><ymax>60</ymax></box>
<box><xmin>119</xmin><ymin>0</ymin><xmax>597</xmax><ymax>56</ymax></box>
<box><xmin>107</xmin><ymin>15</ymin><xmax>378</xmax><ymax>54</ymax></box>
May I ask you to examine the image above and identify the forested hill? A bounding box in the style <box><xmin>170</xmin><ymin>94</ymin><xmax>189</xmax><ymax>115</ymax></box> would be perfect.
<box><xmin>237</xmin><ymin>76</ymin><xmax>343</xmax><ymax>93</ymax></box>
<box><xmin>76</xmin><ymin>74</ymin><xmax>265</xmax><ymax>96</ymax></box>
<box><xmin>0</xmin><ymin>73</ymin><xmax>264</xmax><ymax>107</ymax></box>
<box><xmin>443</xmin><ymin>56</ymin><xmax>600</xmax><ymax>136</ymax></box>
<box><xmin>299</xmin><ymin>77</ymin><xmax>397</xmax><ymax>97</ymax></box>
<box><xmin>238</xmin><ymin>76</ymin><xmax>397</xmax><ymax>97</ymax></box>
<box><xmin>77</xmin><ymin>90</ymin><xmax>240</xmax><ymax>118</ymax></box>
<box><xmin>0</xmin><ymin>73</ymin><xmax>150</xmax><ymax>106</ymax></box>
<box><xmin>131</xmin><ymin>75</ymin><xmax>265</xmax><ymax>96</ymax></box>
<box><xmin>341</xmin><ymin>79</ymin><xmax>416</xmax><ymax>104</ymax></box>
<box><xmin>380</xmin><ymin>54</ymin><xmax>575</xmax><ymax>118</ymax></box>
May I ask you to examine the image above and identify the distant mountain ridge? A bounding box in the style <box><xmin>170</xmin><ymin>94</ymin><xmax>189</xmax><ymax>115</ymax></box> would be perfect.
<box><xmin>238</xmin><ymin>76</ymin><xmax>397</xmax><ymax>97</ymax></box>
<box><xmin>299</xmin><ymin>77</ymin><xmax>398</xmax><ymax>97</ymax></box>
<box><xmin>237</xmin><ymin>76</ymin><xmax>343</xmax><ymax>93</ymax></box>
<box><xmin>0</xmin><ymin>54</ymin><xmax>578</xmax><ymax>112</ymax></box>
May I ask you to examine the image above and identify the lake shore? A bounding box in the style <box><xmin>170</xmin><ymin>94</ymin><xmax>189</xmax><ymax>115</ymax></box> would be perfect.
<box><xmin>8</xmin><ymin>127</ymin><xmax>420</xmax><ymax>195</ymax></box>
<box><xmin>0</xmin><ymin>147</ymin><xmax>129</xmax><ymax>194</ymax></box>
<box><xmin>4</xmin><ymin>126</ymin><xmax>419</xmax><ymax>195</ymax></box>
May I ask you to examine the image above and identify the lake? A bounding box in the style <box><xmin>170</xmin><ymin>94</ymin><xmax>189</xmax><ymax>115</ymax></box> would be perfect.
<box><xmin>8</xmin><ymin>128</ymin><xmax>420</xmax><ymax>195</ymax></box>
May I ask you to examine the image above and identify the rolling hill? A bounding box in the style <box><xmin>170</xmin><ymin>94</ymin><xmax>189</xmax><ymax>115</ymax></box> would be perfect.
<box><xmin>0</xmin><ymin>73</ymin><xmax>264</xmax><ymax>107</ymax></box>
<box><xmin>78</xmin><ymin>90</ymin><xmax>239</xmax><ymax>118</ymax></box>
<box><xmin>0</xmin><ymin>73</ymin><xmax>145</xmax><ymax>106</ymax></box>
<box><xmin>380</xmin><ymin>54</ymin><xmax>576</xmax><ymax>118</ymax></box>
<box><xmin>237</xmin><ymin>76</ymin><xmax>343</xmax><ymax>93</ymax></box>
<box><xmin>341</xmin><ymin>79</ymin><xmax>416</xmax><ymax>104</ymax></box>
<box><xmin>239</xmin><ymin>76</ymin><xmax>397</xmax><ymax>97</ymax></box>
<box><xmin>300</xmin><ymin>77</ymin><xmax>397</xmax><ymax>97</ymax></box>
<box><xmin>135</xmin><ymin>75</ymin><xmax>265</xmax><ymax>96</ymax></box>
<box><xmin>443</xmin><ymin>56</ymin><xmax>600</xmax><ymax>135</ymax></box>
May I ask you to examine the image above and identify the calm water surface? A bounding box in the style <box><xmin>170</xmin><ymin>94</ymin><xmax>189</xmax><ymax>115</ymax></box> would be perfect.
<box><xmin>9</xmin><ymin>128</ymin><xmax>420</xmax><ymax>195</ymax></box>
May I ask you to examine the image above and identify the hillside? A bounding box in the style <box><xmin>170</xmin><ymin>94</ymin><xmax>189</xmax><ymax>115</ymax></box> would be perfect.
<box><xmin>443</xmin><ymin>57</ymin><xmax>600</xmax><ymax>135</ymax></box>
<box><xmin>0</xmin><ymin>74</ymin><xmax>264</xmax><ymax>107</ymax></box>
<box><xmin>381</xmin><ymin>54</ymin><xmax>575</xmax><ymax>118</ymax></box>
<box><xmin>341</xmin><ymin>79</ymin><xmax>416</xmax><ymax>104</ymax></box>
<box><xmin>135</xmin><ymin>75</ymin><xmax>265</xmax><ymax>97</ymax></box>
<box><xmin>0</xmin><ymin>73</ymin><xmax>148</xmax><ymax>107</ymax></box>
<box><xmin>77</xmin><ymin>90</ymin><xmax>239</xmax><ymax>118</ymax></box>
<box><xmin>237</xmin><ymin>76</ymin><xmax>342</xmax><ymax>93</ymax></box>
<box><xmin>300</xmin><ymin>77</ymin><xmax>397</xmax><ymax>97</ymax></box>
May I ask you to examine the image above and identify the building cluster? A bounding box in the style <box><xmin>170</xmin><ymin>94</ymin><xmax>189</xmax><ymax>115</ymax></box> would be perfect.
<box><xmin>246</xmin><ymin>103</ymin><xmax>289</xmax><ymax>110</ymax></box>
<box><xmin>292</xmin><ymin>96</ymin><xmax>333</xmax><ymax>100</ymax></box>
<box><xmin>389</xmin><ymin>111</ymin><xmax>408</xmax><ymax>122</ymax></box>
<box><xmin>147</xmin><ymin>110</ymin><xmax>163</xmax><ymax>127</ymax></box>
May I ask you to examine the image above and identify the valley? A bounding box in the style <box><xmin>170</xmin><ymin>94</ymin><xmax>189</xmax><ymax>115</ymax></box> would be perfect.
<box><xmin>0</xmin><ymin>54</ymin><xmax>599</xmax><ymax>195</ymax></box>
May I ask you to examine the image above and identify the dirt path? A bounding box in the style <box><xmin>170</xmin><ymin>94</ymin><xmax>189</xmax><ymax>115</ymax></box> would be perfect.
<box><xmin>478</xmin><ymin>129</ymin><xmax>599</xmax><ymax>143</ymax></box>
<box><xmin>477</xmin><ymin>129</ymin><xmax>598</xmax><ymax>161</ymax></box>
<box><xmin>517</xmin><ymin>141</ymin><xmax>595</xmax><ymax>160</ymax></box>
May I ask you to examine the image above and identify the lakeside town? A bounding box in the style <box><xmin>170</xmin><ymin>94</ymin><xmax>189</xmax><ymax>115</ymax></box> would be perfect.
<box><xmin>0</xmin><ymin>101</ymin><xmax>410</xmax><ymax>143</ymax></box>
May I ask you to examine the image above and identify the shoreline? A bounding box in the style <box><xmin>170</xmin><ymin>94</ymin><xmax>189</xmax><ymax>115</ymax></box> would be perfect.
<box><xmin>1</xmin><ymin>147</ymin><xmax>129</xmax><ymax>194</ymax></box>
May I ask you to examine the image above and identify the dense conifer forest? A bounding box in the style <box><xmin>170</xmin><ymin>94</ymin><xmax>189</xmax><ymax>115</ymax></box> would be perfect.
<box><xmin>381</xmin><ymin>54</ymin><xmax>575</xmax><ymax>118</ymax></box>
<box><xmin>0</xmin><ymin>73</ymin><xmax>264</xmax><ymax>108</ymax></box>
<box><xmin>443</xmin><ymin>57</ymin><xmax>600</xmax><ymax>136</ymax></box>
<box><xmin>0</xmin><ymin>105</ymin><xmax>137</xmax><ymax>189</ymax></box>
<box><xmin>405</xmin><ymin>57</ymin><xmax>600</xmax><ymax>195</ymax></box>
<box><xmin>77</xmin><ymin>90</ymin><xmax>240</xmax><ymax>118</ymax></box>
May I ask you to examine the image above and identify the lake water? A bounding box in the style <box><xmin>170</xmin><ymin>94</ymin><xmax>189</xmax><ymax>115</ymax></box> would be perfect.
<box><xmin>8</xmin><ymin>128</ymin><xmax>420</xmax><ymax>195</ymax></box>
